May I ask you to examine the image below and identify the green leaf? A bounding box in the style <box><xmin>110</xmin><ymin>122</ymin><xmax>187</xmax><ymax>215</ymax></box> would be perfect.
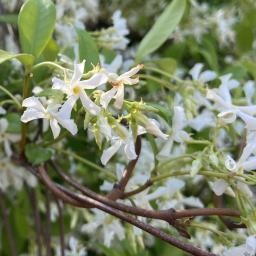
<box><xmin>136</xmin><ymin>0</ymin><xmax>186</xmax><ymax>62</ymax></box>
<box><xmin>77</xmin><ymin>28</ymin><xmax>99</xmax><ymax>71</ymax></box>
<box><xmin>18</xmin><ymin>0</ymin><xmax>56</xmax><ymax>58</ymax></box>
<box><xmin>149</xmin><ymin>58</ymin><xmax>177</xmax><ymax>74</ymax></box>
<box><xmin>42</xmin><ymin>38</ymin><xmax>59</xmax><ymax>61</ymax></box>
<box><xmin>242</xmin><ymin>60</ymin><xmax>256</xmax><ymax>80</ymax></box>
<box><xmin>6</xmin><ymin>113</ymin><xmax>21</xmax><ymax>133</ymax></box>
<box><xmin>25</xmin><ymin>144</ymin><xmax>53</xmax><ymax>165</ymax></box>
<box><xmin>0</xmin><ymin>49</ymin><xmax>34</xmax><ymax>67</ymax></box>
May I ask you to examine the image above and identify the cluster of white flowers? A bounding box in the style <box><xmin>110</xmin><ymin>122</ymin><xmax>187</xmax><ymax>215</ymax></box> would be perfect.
<box><xmin>172</xmin><ymin>0</ymin><xmax>237</xmax><ymax>46</ymax></box>
<box><xmin>21</xmin><ymin>61</ymin><xmax>168</xmax><ymax>166</ymax></box>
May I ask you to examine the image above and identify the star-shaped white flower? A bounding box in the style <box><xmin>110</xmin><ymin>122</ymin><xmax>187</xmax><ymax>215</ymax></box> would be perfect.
<box><xmin>21</xmin><ymin>96</ymin><xmax>77</xmax><ymax>139</ymax></box>
<box><xmin>207</xmin><ymin>74</ymin><xmax>256</xmax><ymax>124</ymax></box>
<box><xmin>0</xmin><ymin>118</ymin><xmax>20</xmax><ymax>157</ymax></box>
<box><xmin>158</xmin><ymin>106</ymin><xmax>190</xmax><ymax>157</ymax></box>
<box><xmin>52</xmin><ymin>60</ymin><xmax>108</xmax><ymax>115</ymax></box>
<box><xmin>189</xmin><ymin>63</ymin><xmax>216</xmax><ymax>83</ymax></box>
<box><xmin>81</xmin><ymin>209</ymin><xmax>125</xmax><ymax>247</ymax></box>
<box><xmin>100</xmin><ymin>64</ymin><xmax>143</xmax><ymax>109</ymax></box>
<box><xmin>100</xmin><ymin>128</ymin><xmax>137</xmax><ymax>165</ymax></box>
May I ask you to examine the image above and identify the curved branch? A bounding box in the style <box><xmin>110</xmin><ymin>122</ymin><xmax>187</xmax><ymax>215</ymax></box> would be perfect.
<box><xmin>37</xmin><ymin>166</ymin><xmax>216</xmax><ymax>256</ymax></box>
<box><xmin>50</xmin><ymin>161</ymin><xmax>241</xmax><ymax>221</ymax></box>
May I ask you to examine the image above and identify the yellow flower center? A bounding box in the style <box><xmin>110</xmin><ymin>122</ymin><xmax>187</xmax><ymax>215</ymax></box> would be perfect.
<box><xmin>73</xmin><ymin>85</ymin><xmax>81</xmax><ymax>95</ymax></box>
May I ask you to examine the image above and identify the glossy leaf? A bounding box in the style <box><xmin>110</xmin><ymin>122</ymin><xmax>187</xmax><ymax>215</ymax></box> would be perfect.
<box><xmin>18</xmin><ymin>0</ymin><xmax>56</xmax><ymax>58</ymax></box>
<box><xmin>136</xmin><ymin>0</ymin><xmax>186</xmax><ymax>61</ymax></box>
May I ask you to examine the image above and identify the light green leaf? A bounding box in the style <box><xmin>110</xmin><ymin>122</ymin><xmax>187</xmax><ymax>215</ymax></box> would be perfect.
<box><xmin>77</xmin><ymin>28</ymin><xmax>99</xmax><ymax>71</ymax></box>
<box><xmin>18</xmin><ymin>0</ymin><xmax>56</xmax><ymax>58</ymax></box>
<box><xmin>149</xmin><ymin>58</ymin><xmax>177</xmax><ymax>74</ymax></box>
<box><xmin>136</xmin><ymin>0</ymin><xmax>186</xmax><ymax>62</ymax></box>
<box><xmin>0</xmin><ymin>49</ymin><xmax>34</xmax><ymax>67</ymax></box>
<box><xmin>25</xmin><ymin>144</ymin><xmax>53</xmax><ymax>165</ymax></box>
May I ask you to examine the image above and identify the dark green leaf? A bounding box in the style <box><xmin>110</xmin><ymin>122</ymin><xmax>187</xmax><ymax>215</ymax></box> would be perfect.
<box><xmin>25</xmin><ymin>144</ymin><xmax>53</xmax><ymax>165</ymax></box>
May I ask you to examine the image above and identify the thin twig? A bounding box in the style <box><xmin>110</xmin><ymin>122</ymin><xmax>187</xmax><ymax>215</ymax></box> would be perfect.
<box><xmin>107</xmin><ymin>136</ymin><xmax>141</xmax><ymax>200</ymax></box>
<box><xmin>50</xmin><ymin>161</ymin><xmax>241</xmax><ymax>221</ymax></box>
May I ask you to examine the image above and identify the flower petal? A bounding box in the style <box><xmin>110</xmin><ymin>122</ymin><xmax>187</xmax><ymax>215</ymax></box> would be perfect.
<box><xmin>100</xmin><ymin>87</ymin><xmax>117</xmax><ymax>109</ymax></box>
<box><xmin>0</xmin><ymin>118</ymin><xmax>8</xmax><ymax>133</ymax></box>
<box><xmin>21</xmin><ymin>109</ymin><xmax>45</xmax><ymax>122</ymax></box>
<box><xmin>79</xmin><ymin>72</ymin><xmax>108</xmax><ymax>89</ymax></box>
<box><xmin>199</xmin><ymin>70</ymin><xmax>216</xmax><ymax>83</ymax></box>
<box><xmin>158</xmin><ymin>138</ymin><xmax>174</xmax><ymax>157</ymax></box>
<box><xmin>212</xmin><ymin>179</ymin><xmax>228</xmax><ymax>196</ymax></box>
<box><xmin>58</xmin><ymin>95</ymin><xmax>78</xmax><ymax>119</ymax></box>
<box><xmin>52</xmin><ymin>77</ymin><xmax>69</xmax><ymax>94</ymax></box>
<box><xmin>79</xmin><ymin>90</ymin><xmax>100</xmax><ymax>115</ymax></box>
<box><xmin>101</xmin><ymin>140</ymin><xmax>122</xmax><ymax>165</ymax></box>
<box><xmin>118</xmin><ymin>64</ymin><xmax>143</xmax><ymax>81</ymax></box>
<box><xmin>4</xmin><ymin>139</ymin><xmax>12</xmax><ymax>157</ymax></box>
<box><xmin>114</xmin><ymin>85</ymin><xmax>124</xmax><ymax>109</ymax></box>
<box><xmin>70</xmin><ymin>60</ymin><xmax>85</xmax><ymax>85</ymax></box>
<box><xmin>124</xmin><ymin>137</ymin><xmax>137</xmax><ymax>160</ymax></box>
<box><xmin>22</xmin><ymin>96</ymin><xmax>45</xmax><ymax>112</ymax></box>
<box><xmin>189</xmin><ymin>63</ymin><xmax>203</xmax><ymax>80</ymax></box>
<box><xmin>50</xmin><ymin>118</ymin><xmax>61</xmax><ymax>139</ymax></box>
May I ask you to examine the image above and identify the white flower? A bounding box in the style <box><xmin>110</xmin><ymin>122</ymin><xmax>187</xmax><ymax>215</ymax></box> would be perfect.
<box><xmin>100</xmin><ymin>54</ymin><xmax>123</xmax><ymax>73</ymax></box>
<box><xmin>55</xmin><ymin>236</ymin><xmax>87</xmax><ymax>256</ymax></box>
<box><xmin>111</xmin><ymin>10</ymin><xmax>129</xmax><ymax>50</ymax></box>
<box><xmin>0</xmin><ymin>107</ymin><xmax>6</xmax><ymax>115</ymax></box>
<box><xmin>244</xmin><ymin>81</ymin><xmax>255</xmax><ymax>105</ymax></box>
<box><xmin>224</xmin><ymin>235</ymin><xmax>256</xmax><ymax>256</ymax></box>
<box><xmin>100</xmin><ymin>64</ymin><xmax>143</xmax><ymax>109</ymax></box>
<box><xmin>189</xmin><ymin>63</ymin><xmax>216</xmax><ymax>83</ymax></box>
<box><xmin>0</xmin><ymin>118</ymin><xmax>20</xmax><ymax>157</ymax></box>
<box><xmin>21</xmin><ymin>96</ymin><xmax>77</xmax><ymax>139</ymax></box>
<box><xmin>52</xmin><ymin>60</ymin><xmax>108</xmax><ymax>115</ymax></box>
<box><xmin>81</xmin><ymin>209</ymin><xmax>125</xmax><ymax>247</ymax></box>
<box><xmin>158</xmin><ymin>106</ymin><xmax>189</xmax><ymax>157</ymax></box>
<box><xmin>100</xmin><ymin>128</ymin><xmax>137</xmax><ymax>165</ymax></box>
<box><xmin>212</xmin><ymin>179</ymin><xmax>229</xmax><ymax>196</ymax></box>
<box><xmin>188</xmin><ymin>109</ymin><xmax>215</xmax><ymax>132</ymax></box>
<box><xmin>0</xmin><ymin>158</ymin><xmax>37</xmax><ymax>192</ymax></box>
<box><xmin>207</xmin><ymin>74</ymin><xmax>256</xmax><ymax>124</ymax></box>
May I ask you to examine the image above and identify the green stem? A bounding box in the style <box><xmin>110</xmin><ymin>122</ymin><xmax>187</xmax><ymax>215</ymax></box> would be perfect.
<box><xmin>144</xmin><ymin>66</ymin><xmax>183</xmax><ymax>83</ymax></box>
<box><xmin>32</xmin><ymin>62</ymin><xmax>67</xmax><ymax>72</ymax></box>
<box><xmin>0</xmin><ymin>85</ymin><xmax>21</xmax><ymax>108</ymax></box>
<box><xmin>20</xmin><ymin>71</ymin><xmax>31</xmax><ymax>154</ymax></box>
<box><xmin>139</xmin><ymin>74</ymin><xmax>174</xmax><ymax>90</ymax></box>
